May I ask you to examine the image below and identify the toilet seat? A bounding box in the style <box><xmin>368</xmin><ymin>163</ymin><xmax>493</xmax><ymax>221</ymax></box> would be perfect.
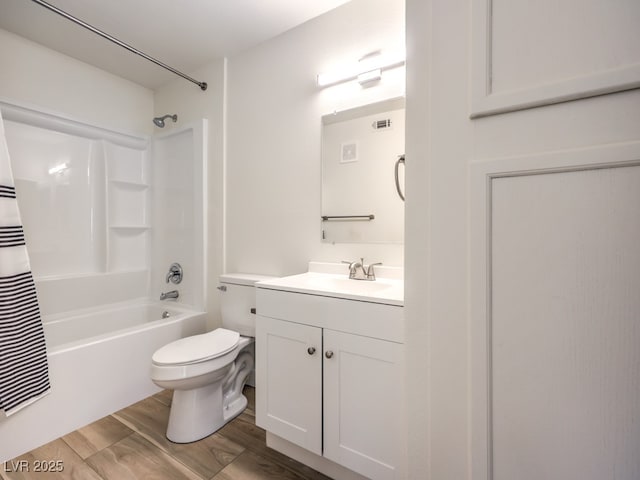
<box><xmin>152</xmin><ymin>328</ymin><xmax>240</xmax><ymax>366</ymax></box>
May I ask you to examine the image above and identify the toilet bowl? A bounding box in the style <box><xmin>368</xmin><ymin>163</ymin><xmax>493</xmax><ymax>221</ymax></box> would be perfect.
<box><xmin>150</xmin><ymin>273</ymin><xmax>274</xmax><ymax>443</ymax></box>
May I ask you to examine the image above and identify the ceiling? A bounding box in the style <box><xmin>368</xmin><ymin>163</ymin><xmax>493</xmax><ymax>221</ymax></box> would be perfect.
<box><xmin>0</xmin><ymin>0</ymin><xmax>352</xmax><ymax>89</ymax></box>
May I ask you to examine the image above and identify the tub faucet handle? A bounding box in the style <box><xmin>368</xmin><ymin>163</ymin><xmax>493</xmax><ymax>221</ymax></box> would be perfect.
<box><xmin>166</xmin><ymin>263</ymin><xmax>183</xmax><ymax>284</ymax></box>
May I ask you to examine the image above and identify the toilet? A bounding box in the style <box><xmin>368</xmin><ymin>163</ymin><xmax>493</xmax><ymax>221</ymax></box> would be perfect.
<box><xmin>150</xmin><ymin>273</ymin><xmax>273</xmax><ymax>443</ymax></box>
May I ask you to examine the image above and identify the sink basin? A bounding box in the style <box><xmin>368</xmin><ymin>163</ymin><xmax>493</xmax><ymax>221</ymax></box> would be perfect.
<box><xmin>299</xmin><ymin>274</ymin><xmax>394</xmax><ymax>293</ymax></box>
<box><xmin>256</xmin><ymin>270</ymin><xmax>403</xmax><ymax>306</ymax></box>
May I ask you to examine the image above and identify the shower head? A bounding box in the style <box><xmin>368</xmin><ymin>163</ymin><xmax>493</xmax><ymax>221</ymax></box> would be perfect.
<box><xmin>153</xmin><ymin>114</ymin><xmax>177</xmax><ymax>128</ymax></box>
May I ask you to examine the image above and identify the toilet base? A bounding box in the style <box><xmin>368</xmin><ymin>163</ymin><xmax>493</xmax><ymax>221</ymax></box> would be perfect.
<box><xmin>164</xmin><ymin>350</ymin><xmax>253</xmax><ymax>443</ymax></box>
<box><xmin>223</xmin><ymin>392</ymin><xmax>248</xmax><ymax>424</ymax></box>
<box><xmin>166</xmin><ymin>389</ymin><xmax>250</xmax><ymax>443</ymax></box>
<box><xmin>166</xmin><ymin>381</ymin><xmax>225</xmax><ymax>443</ymax></box>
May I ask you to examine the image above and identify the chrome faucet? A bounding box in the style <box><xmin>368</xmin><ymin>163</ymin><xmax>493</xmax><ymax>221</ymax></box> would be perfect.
<box><xmin>160</xmin><ymin>290</ymin><xmax>179</xmax><ymax>300</ymax></box>
<box><xmin>342</xmin><ymin>258</ymin><xmax>382</xmax><ymax>281</ymax></box>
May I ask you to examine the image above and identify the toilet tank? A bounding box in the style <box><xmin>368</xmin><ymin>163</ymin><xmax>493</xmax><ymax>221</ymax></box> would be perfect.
<box><xmin>219</xmin><ymin>274</ymin><xmax>276</xmax><ymax>336</ymax></box>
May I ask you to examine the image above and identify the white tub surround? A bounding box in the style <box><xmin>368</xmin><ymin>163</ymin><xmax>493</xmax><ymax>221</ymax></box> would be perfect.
<box><xmin>34</xmin><ymin>271</ymin><xmax>148</xmax><ymax>317</ymax></box>
<box><xmin>150</xmin><ymin>120</ymin><xmax>208</xmax><ymax>312</ymax></box>
<box><xmin>0</xmin><ymin>100</ymin><xmax>150</xmax><ymax>283</ymax></box>
<box><xmin>0</xmin><ymin>102</ymin><xmax>210</xmax><ymax>312</ymax></box>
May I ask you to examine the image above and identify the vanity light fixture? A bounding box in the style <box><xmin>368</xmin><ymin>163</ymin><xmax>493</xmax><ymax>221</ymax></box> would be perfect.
<box><xmin>316</xmin><ymin>50</ymin><xmax>405</xmax><ymax>88</ymax></box>
<box><xmin>357</xmin><ymin>69</ymin><xmax>382</xmax><ymax>87</ymax></box>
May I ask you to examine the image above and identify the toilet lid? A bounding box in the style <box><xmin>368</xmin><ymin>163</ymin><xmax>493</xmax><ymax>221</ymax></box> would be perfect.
<box><xmin>152</xmin><ymin>328</ymin><xmax>240</xmax><ymax>366</ymax></box>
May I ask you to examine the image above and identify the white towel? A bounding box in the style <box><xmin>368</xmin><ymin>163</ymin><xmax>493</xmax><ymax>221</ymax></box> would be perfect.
<box><xmin>0</xmin><ymin>111</ymin><xmax>50</xmax><ymax>416</ymax></box>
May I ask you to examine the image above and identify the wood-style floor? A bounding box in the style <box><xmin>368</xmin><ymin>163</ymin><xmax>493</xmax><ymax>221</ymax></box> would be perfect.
<box><xmin>1</xmin><ymin>387</ymin><xmax>331</xmax><ymax>480</ymax></box>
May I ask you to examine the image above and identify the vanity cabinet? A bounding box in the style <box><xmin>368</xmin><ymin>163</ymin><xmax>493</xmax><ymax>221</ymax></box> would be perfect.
<box><xmin>256</xmin><ymin>316</ymin><xmax>323</xmax><ymax>455</ymax></box>
<box><xmin>256</xmin><ymin>287</ymin><xmax>405</xmax><ymax>480</ymax></box>
<box><xmin>322</xmin><ymin>328</ymin><xmax>403</xmax><ymax>478</ymax></box>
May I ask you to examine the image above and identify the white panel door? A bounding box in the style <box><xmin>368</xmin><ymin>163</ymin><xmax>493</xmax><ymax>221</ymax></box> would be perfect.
<box><xmin>255</xmin><ymin>316</ymin><xmax>322</xmax><ymax>455</ymax></box>
<box><xmin>323</xmin><ymin>329</ymin><xmax>405</xmax><ymax>480</ymax></box>
<box><xmin>489</xmin><ymin>164</ymin><xmax>640</xmax><ymax>480</ymax></box>
<box><xmin>405</xmin><ymin>0</ymin><xmax>640</xmax><ymax>478</ymax></box>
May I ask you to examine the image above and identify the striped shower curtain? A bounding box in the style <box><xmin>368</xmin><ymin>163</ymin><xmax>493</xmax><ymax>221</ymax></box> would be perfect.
<box><xmin>0</xmin><ymin>111</ymin><xmax>50</xmax><ymax>415</ymax></box>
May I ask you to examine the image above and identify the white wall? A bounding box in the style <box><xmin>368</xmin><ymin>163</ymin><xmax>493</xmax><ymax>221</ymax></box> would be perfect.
<box><xmin>153</xmin><ymin>60</ymin><xmax>226</xmax><ymax>327</ymax></box>
<box><xmin>0</xmin><ymin>28</ymin><xmax>153</xmax><ymax>135</ymax></box>
<box><xmin>405</xmin><ymin>0</ymin><xmax>640</xmax><ymax>478</ymax></box>
<box><xmin>225</xmin><ymin>0</ymin><xmax>405</xmax><ymax>277</ymax></box>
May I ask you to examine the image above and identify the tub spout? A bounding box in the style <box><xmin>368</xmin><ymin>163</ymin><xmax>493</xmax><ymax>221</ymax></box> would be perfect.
<box><xmin>160</xmin><ymin>290</ymin><xmax>179</xmax><ymax>300</ymax></box>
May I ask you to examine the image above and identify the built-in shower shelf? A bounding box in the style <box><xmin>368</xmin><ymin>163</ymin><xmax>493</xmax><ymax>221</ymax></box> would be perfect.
<box><xmin>109</xmin><ymin>225</ymin><xmax>151</xmax><ymax>230</ymax></box>
<box><xmin>105</xmin><ymin>141</ymin><xmax>150</xmax><ymax>273</ymax></box>
<box><xmin>109</xmin><ymin>179</ymin><xmax>149</xmax><ymax>189</ymax></box>
<box><xmin>107</xmin><ymin>179</ymin><xmax>149</xmax><ymax>228</ymax></box>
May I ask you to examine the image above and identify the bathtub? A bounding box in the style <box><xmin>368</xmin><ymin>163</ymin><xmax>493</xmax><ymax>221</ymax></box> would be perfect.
<box><xmin>0</xmin><ymin>300</ymin><xmax>206</xmax><ymax>462</ymax></box>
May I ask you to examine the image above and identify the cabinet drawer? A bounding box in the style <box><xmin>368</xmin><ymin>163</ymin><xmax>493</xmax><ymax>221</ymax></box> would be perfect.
<box><xmin>256</xmin><ymin>287</ymin><xmax>404</xmax><ymax>343</ymax></box>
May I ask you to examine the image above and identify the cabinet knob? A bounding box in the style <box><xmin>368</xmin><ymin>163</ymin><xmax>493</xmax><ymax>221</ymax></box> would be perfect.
<box><xmin>307</xmin><ymin>347</ymin><xmax>316</xmax><ymax>355</ymax></box>
<box><xmin>325</xmin><ymin>350</ymin><xmax>334</xmax><ymax>359</ymax></box>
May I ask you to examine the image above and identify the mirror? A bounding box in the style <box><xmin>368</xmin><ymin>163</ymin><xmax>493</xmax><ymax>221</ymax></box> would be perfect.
<box><xmin>321</xmin><ymin>97</ymin><xmax>405</xmax><ymax>244</ymax></box>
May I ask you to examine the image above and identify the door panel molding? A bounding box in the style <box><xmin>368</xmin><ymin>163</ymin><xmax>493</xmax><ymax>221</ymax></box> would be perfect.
<box><xmin>470</xmin><ymin>0</ymin><xmax>640</xmax><ymax>118</ymax></box>
<box><xmin>469</xmin><ymin>140</ymin><xmax>640</xmax><ymax>480</ymax></box>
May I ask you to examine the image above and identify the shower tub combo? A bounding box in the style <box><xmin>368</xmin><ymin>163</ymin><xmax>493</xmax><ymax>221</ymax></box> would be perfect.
<box><xmin>0</xmin><ymin>300</ymin><xmax>206</xmax><ymax>462</ymax></box>
<box><xmin>0</xmin><ymin>101</ymin><xmax>208</xmax><ymax>462</ymax></box>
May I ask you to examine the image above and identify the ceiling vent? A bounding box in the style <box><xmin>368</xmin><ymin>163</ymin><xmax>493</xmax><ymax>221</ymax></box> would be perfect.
<box><xmin>372</xmin><ymin>118</ymin><xmax>392</xmax><ymax>130</ymax></box>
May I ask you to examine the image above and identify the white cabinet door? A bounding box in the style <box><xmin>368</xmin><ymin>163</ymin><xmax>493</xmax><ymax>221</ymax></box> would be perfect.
<box><xmin>485</xmin><ymin>166</ymin><xmax>640</xmax><ymax>480</ymax></box>
<box><xmin>255</xmin><ymin>316</ymin><xmax>322</xmax><ymax>455</ymax></box>
<box><xmin>323</xmin><ymin>329</ymin><xmax>405</xmax><ymax>480</ymax></box>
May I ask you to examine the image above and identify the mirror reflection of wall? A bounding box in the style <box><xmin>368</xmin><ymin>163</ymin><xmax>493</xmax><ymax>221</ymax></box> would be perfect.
<box><xmin>321</xmin><ymin>97</ymin><xmax>405</xmax><ymax>244</ymax></box>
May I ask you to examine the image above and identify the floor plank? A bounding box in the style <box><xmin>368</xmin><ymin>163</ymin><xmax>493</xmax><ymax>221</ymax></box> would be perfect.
<box><xmin>62</xmin><ymin>416</ymin><xmax>133</xmax><ymax>460</ymax></box>
<box><xmin>3</xmin><ymin>438</ymin><xmax>103</xmax><ymax>480</ymax></box>
<box><xmin>152</xmin><ymin>389</ymin><xmax>173</xmax><ymax>407</ymax></box>
<box><xmin>85</xmin><ymin>433</ymin><xmax>201</xmax><ymax>480</ymax></box>
<box><xmin>212</xmin><ymin>450</ymin><xmax>315</xmax><ymax>480</ymax></box>
<box><xmin>111</xmin><ymin>396</ymin><xmax>171</xmax><ymax>445</ymax></box>
<box><xmin>216</xmin><ymin>420</ymin><xmax>331</xmax><ymax>480</ymax></box>
<box><xmin>113</xmin><ymin>396</ymin><xmax>246</xmax><ymax>479</ymax></box>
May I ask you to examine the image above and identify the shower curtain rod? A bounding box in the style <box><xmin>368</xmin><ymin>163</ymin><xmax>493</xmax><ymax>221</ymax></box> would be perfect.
<box><xmin>31</xmin><ymin>0</ymin><xmax>208</xmax><ymax>91</ymax></box>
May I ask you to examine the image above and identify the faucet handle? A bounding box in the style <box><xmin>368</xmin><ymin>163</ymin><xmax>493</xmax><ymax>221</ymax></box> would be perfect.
<box><xmin>341</xmin><ymin>260</ymin><xmax>358</xmax><ymax>279</ymax></box>
<box><xmin>341</xmin><ymin>259</ymin><xmax>358</xmax><ymax>270</ymax></box>
<box><xmin>365</xmin><ymin>262</ymin><xmax>382</xmax><ymax>280</ymax></box>
<box><xmin>166</xmin><ymin>262</ymin><xmax>183</xmax><ymax>284</ymax></box>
